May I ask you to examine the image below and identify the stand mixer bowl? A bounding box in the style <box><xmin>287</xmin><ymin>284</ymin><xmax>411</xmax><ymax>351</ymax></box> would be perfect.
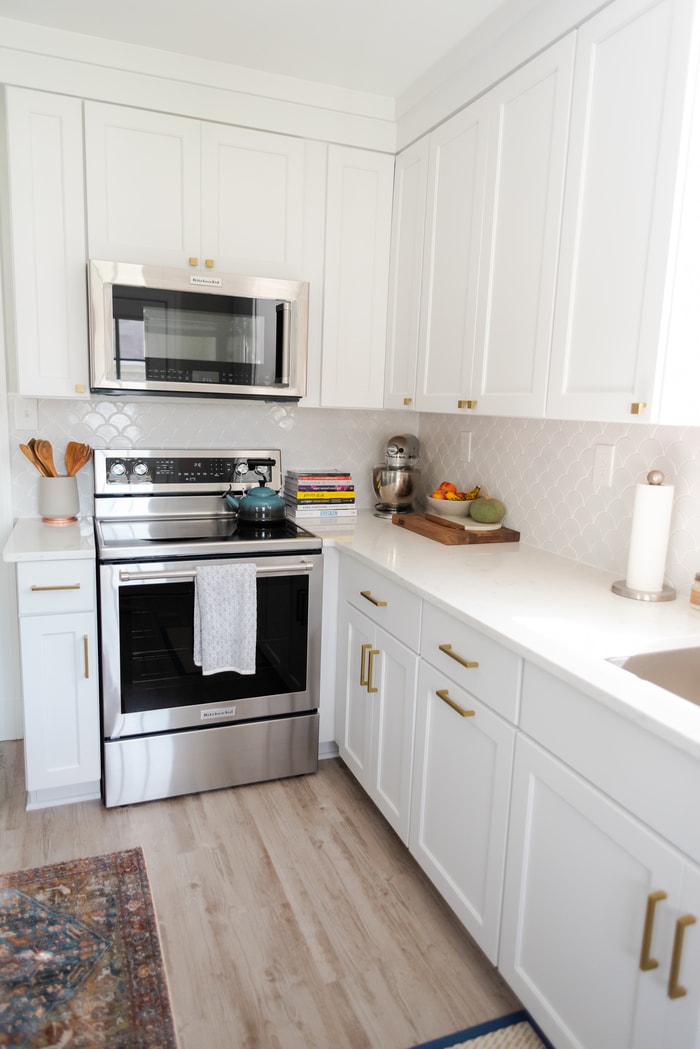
<box><xmin>372</xmin><ymin>465</ymin><xmax>421</xmax><ymax>511</ymax></box>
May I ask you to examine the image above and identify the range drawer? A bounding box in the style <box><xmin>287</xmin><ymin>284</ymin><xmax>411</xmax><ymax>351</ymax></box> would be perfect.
<box><xmin>16</xmin><ymin>559</ymin><xmax>96</xmax><ymax>615</ymax></box>
<box><xmin>340</xmin><ymin>556</ymin><xmax>421</xmax><ymax>650</ymax></box>
<box><xmin>420</xmin><ymin>601</ymin><xmax>521</xmax><ymax>723</ymax></box>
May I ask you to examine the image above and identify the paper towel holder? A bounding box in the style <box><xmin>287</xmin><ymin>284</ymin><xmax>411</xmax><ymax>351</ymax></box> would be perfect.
<box><xmin>612</xmin><ymin>470</ymin><xmax>676</xmax><ymax>602</ymax></box>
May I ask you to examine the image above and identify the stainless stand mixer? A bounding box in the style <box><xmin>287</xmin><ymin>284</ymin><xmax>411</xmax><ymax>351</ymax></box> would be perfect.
<box><xmin>372</xmin><ymin>434</ymin><xmax>421</xmax><ymax>519</ymax></box>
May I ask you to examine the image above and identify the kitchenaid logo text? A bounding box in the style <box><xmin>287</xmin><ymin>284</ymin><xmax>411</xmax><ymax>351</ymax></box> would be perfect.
<box><xmin>201</xmin><ymin>707</ymin><xmax>237</xmax><ymax>720</ymax></box>
<box><xmin>190</xmin><ymin>275</ymin><xmax>223</xmax><ymax>288</ymax></box>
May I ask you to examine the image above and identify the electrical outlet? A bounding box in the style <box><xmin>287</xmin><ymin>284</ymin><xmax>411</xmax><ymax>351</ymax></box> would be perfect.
<box><xmin>13</xmin><ymin>397</ymin><xmax>38</xmax><ymax>432</ymax></box>
<box><xmin>459</xmin><ymin>431</ymin><xmax>472</xmax><ymax>463</ymax></box>
<box><xmin>593</xmin><ymin>443</ymin><xmax>615</xmax><ymax>488</ymax></box>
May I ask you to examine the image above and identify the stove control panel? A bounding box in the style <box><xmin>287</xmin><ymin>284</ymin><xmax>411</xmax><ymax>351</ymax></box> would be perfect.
<box><xmin>94</xmin><ymin>449</ymin><xmax>282</xmax><ymax>494</ymax></box>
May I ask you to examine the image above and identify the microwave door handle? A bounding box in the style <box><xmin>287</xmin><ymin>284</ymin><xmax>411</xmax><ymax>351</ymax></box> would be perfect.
<box><xmin>276</xmin><ymin>302</ymin><xmax>291</xmax><ymax>386</ymax></box>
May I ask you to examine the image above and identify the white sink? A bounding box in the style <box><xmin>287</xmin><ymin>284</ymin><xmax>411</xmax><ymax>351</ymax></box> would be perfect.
<box><xmin>608</xmin><ymin>647</ymin><xmax>700</xmax><ymax>707</ymax></box>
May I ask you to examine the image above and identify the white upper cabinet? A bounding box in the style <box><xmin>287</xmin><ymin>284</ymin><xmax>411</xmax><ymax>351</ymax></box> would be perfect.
<box><xmin>384</xmin><ymin>138</ymin><xmax>429</xmax><ymax>410</ymax></box>
<box><xmin>414</xmin><ymin>100</ymin><xmax>488</xmax><ymax>413</ymax></box>
<box><xmin>547</xmin><ymin>0</ymin><xmax>700</xmax><ymax>423</ymax></box>
<box><xmin>320</xmin><ymin>145</ymin><xmax>394</xmax><ymax>408</ymax></box>
<box><xmin>472</xmin><ymin>37</ymin><xmax>574</xmax><ymax>417</ymax></box>
<box><xmin>84</xmin><ymin>102</ymin><xmax>310</xmax><ymax>278</ymax></box>
<box><xmin>407</xmin><ymin>36</ymin><xmax>574</xmax><ymax>416</ymax></box>
<box><xmin>3</xmin><ymin>88</ymin><xmax>89</xmax><ymax>398</ymax></box>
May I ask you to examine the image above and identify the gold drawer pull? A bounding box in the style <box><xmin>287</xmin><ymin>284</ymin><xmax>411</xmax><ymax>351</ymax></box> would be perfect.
<box><xmin>367</xmin><ymin>649</ymin><xmax>380</xmax><ymax>693</ymax></box>
<box><xmin>639</xmin><ymin>890</ymin><xmax>667</xmax><ymax>971</ymax></box>
<box><xmin>668</xmin><ymin>914</ymin><xmax>696</xmax><ymax>999</ymax></box>
<box><xmin>360</xmin><ymin>590</ymin><xmax>387</xmax><ymax>607</ymax></box>
<box><xmin>31</xmin><ymin>583</ymin><xmax>81</xmax><ymax>592</ymax></box>
<box><xmin>439</xmin><ymin>643</ymin><xmax>478</xmax><ymax>669</ymax></box>
<box><xmin>435</xmin><ymin>689</ymin><xmax>475</xmax><ymax>718</ymax></box>
<box><xmin>630</xmin><ymin>401</ymin><xmax>647</xmax><ymax>415</ymax></box>
<box><xmin>360</xmin><ymin>643</ymin><xmax>372</xmax><ymax>687</ymax></box>
<box><xmin>83</xmin><ymin>635</ymin><xmax>89</xmax><ymax>679</ymax></box>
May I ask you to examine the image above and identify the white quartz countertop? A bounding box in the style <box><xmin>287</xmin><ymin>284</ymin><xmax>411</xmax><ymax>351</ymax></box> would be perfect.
<box><xmin>3</xmin><ymin>517</ymin><xmax>96</xmax><ymax>561</ymax></box>
<box><xmin>315</xmin><ymin>512</ymin><xmax>700</xmax><ymax>759</ymax></box>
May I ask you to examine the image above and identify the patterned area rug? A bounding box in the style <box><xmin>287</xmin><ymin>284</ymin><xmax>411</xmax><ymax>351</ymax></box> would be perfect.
<box><xmin>0</xmin><ymin>847</ymin><xmax>177</xmax><ymax>1048</ymax></box>
<box><xmin>411</xmin><ymin>1010</ymin><xmax>554</xmax><ymax>1048</ymax></box>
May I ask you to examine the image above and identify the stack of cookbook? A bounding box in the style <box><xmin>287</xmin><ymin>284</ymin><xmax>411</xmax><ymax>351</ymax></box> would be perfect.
<box><xmin>284</xmin><ymin>469</ymin><xmax>356</xmax><ymax>521</ymax></box>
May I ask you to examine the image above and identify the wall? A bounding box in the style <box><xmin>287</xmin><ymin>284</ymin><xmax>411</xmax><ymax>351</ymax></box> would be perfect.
<box><xmin>420</xmin><ymin>413</ymin><xmax>700</xmax><ymax>600</ymax></box>
<box><xmin>8</xmin><ymin>395</ymin><xmax>415</xmax><ymax>518</ymax></box>
<box><xmin>10</xmin><ymin>398</ymin><xmax>700</xmax><ymax>604</ymax></box>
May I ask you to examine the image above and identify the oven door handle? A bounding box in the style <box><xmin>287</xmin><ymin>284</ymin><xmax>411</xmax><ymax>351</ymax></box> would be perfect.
<box><xmin>118</xmin><ymin>561</ymin><xmax>315</xmax><ymax>582</ymax></box>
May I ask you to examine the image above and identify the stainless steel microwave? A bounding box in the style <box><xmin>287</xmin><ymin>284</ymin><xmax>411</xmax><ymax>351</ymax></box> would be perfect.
<box><xmin>88</xmin><ymin>260</ymin><xmax>309</xmax><ymax>400</ymax></box>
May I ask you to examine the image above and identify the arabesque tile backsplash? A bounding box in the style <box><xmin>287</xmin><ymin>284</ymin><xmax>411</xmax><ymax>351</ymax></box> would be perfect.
<box><xmin>9</xmin><ymin>396</ymin><xmax>700</xmax><ymax>598</ymax></box>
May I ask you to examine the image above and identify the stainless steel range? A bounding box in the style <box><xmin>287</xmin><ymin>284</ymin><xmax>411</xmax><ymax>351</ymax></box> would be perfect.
<box><xmin>94</xmin><ymin>448</ymin><xmax>323</xmax><ymax>807</ymax></box>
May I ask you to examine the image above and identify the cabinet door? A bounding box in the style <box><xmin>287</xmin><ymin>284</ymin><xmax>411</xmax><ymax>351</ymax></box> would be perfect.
<box><xmin>367</xmin><ymin>626</ymin><xmax>418</xmax><ymax>843</ymax></box>
<box><xmin>500</xmin><ymin>736</ymin><xmax>684</xmax><ymax>1049</ymax></box>
<box><xmin>665</xmin><ymin>862</ymin><xmax>700</xmax><ymax>1048</ymax></box>
<box><xmin>414</xmin><ymin>100</ymin><xmax>488</xmax><ymax>413</ymax></box>
<box><xmin>84</xmin><ymin>101</ymin><xmax>201</xmax><ymax>267</ymax></box>
<box><xmin>409</xmin><ymin>661</ymin><xmax>515</xmax><ymax>962</ymax></box>
<box><xmin>200</xmin><ymin>123</ymin><xmax>306</xmax><ymax>277</ymax></box>
<box><xmin>547</xmin><ymin>0</ymin><xmax>696</xmax><ymax>422</ymax></box>
<box><xmin>321</xmin><ymin>145</ymin><xmax>394</xmax><ymax>408</ymax></box>
<box><xmin>4</xmin><ymin>88</ymin><xmax>89</xmax><ymax>397</ymax></box>
<box><xmin>20</xmin><ymin>611</ymin><xmax>100</xmax><ymax>792</ymax></box>
<box><xmin>384</xmin><ymin>138</ymin><xmax>428</xmax><ymax>410</ymax></box>
<box><xmin>471</xmin><ymin>36</ymin><xmax>574</xmax><ymax>417</ymax></box>
<box><xmin>337</xmin><ymin>602</ymin><xmax>375</xmax><ymax>788</ymax></box>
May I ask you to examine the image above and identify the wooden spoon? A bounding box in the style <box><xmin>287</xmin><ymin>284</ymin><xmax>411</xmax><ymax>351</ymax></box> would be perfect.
<box><xmin>19</xmin><ymin>442</ymin><xmax>50</xmax><ymax>476</ymax></box>
<box><xmin>34</xmin><ymin>439</ymin><xmax>58</xmax><ymax>477</ymax></box>
<box><xmin>66</xmin><ymin>442</ymin><xmax>92</xmax><ymax>476</ymax></box>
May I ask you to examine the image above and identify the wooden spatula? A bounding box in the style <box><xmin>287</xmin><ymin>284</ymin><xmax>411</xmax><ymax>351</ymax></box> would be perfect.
<box><xmin>34</xmin><ymin>439</ymin><xmax>58</xmax><ymax>477</ymax></box>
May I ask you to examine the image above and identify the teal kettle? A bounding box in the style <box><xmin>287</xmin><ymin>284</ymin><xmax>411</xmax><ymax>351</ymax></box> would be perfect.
<box><xmin>224</xmin><ymin>480</ymin><xmax>286</xmax><ymax>522</ymax></box>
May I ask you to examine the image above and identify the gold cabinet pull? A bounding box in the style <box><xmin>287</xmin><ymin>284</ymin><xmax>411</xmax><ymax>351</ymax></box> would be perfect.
<box><xmin>359</xmin><ymin>643</ymin><xmax>372</xmax><ymax>687</ymax></box>
<box><xmin>439</xmin><ymin>643</ymin><xmax>478</xmax><ymax>669</ymax></box>
<box><xmin>205</xmin><ymin>258</ymin><xmax>215</xmax><ymax>268</ymax></box>
<box><xmin>668</xmin><ymin>914</ymin><xmax>696</xmax><ymax>999</ymax></box>
<box><xmin>630</xmin><ymin>402</ymin><xmax>647</xmax><ymax>415</ymax></box>
<box><xmin>360</xmin><ymin>590</ymin><xmax>387</xmax><ymax>607</ymax></box>
<box><xmin>639</xmin><ymin>890</ymin><xmax>667</xmax><ymax>971</ymax></box>
<box><xmin>457</xmin><ymin>399</ymin><xmax>477</xmax><ymax>410</ymax></box>
<box><xmin>188</xmin><ymin>256</ymin><xmax>199</xmax><ymax>267</ymax></box>
<box><xmin>403</xmin><ymin>397</ymin><xmax>413</xmax><ymax>406</ymax></box>
<box><xmin>31</xmin><ymin>583</ymin><xmax>81</xmax><ymax>592</ymax></box>
<box><xmin>367</xmin><ymin>649</ymin><xmax>380</xmax><ymax>694</ymax></box>
<box><xmin>83</xmin><ymin>634</ymin><xmax>89</xmax><ymax>679</ymax></box>
<box><xmin>435</xmin><ymin>689</ymin><xmax>475</xmax><ymax>718</ymax></box>
<box><xmin>75</xmin><ymin>384</ymin><xmax>85</xmax><ymax>394</ymax></box>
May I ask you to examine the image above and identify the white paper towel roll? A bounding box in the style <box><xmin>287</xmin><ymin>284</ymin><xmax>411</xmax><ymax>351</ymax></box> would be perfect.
<box><xmin>625</xmin><ymin>479</ymin><xmax>674</xmax><ymax>593</ymax></box>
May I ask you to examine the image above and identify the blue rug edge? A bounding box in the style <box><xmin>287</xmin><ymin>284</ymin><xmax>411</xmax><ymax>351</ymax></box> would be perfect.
<box><xmin>409</xmin><ymin>1009</ymin><xmax>557</xmax><ymax>1049</ymax></box>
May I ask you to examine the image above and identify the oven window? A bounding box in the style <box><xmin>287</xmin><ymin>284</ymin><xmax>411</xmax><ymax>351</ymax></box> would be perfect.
<box><xmin>118</xmin><ymin>576</ymin><xmax>308</xmax><ymax>713</ymax></box>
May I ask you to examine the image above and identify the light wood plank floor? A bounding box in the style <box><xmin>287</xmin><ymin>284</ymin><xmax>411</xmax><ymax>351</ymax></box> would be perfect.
<box><xmin>0</xmin><ymin>743</ymin><xmax>519</xmax><ymax>1048</ymax></box>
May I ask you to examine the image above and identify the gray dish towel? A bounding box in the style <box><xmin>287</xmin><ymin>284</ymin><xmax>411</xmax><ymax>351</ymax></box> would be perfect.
<box><xmin>193</xmin><ymin>563</ymin><xmax>257</xmax><ymax>675</ymax></box>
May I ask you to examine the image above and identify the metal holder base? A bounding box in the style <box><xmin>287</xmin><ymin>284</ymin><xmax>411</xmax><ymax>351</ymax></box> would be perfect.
<box><xmin>373</xmin><ymin>503</ymin><xmax>413</xmax><ymax>520</ymax></box>
<box><xmin>611</xmin><ymin>580</ymin><xmax>676</xmax><ymax>602</ymax></box>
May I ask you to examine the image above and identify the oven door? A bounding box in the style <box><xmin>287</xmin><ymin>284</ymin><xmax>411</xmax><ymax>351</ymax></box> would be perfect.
<box><xmin>98</xmin><ymin>552</ymin><xmax>322</xmax><ymax>740</ymax></box>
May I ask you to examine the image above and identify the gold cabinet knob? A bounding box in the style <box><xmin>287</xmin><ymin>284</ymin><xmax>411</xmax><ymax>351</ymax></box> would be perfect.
<box><xmin>458</xmin><ymin>399</ymin><xmax>478</xmax><ymax>410</ymax></box>
<box><xmin>205</xmin><ymin>258</ymin><xmax>215</xmax><ymax>268</ymax></box>
<box><xmin>403</xmin><ymin>397</ymin><xmax>413</xmax><ymax>406</ymax></box>
<box><xmin>188</xmin><ymin>257</ymin><xmax>199</xmax><ymax>267</ymax></box>
<box><xmin>630</xmin><ymin>402</ymin><xmax>647</xmax><ymax>415</ymax></box>
<box><xmin>74</xmin><ymin>384</ymin><xmax>85</xmax><ymax>394</ymax></box>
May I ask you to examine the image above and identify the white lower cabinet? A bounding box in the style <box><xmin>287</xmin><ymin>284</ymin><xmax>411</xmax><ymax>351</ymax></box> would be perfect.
<box><xmin>409</xmin><ymin>659</ymin><xmax>515</xmax><ymax>963</ymax></box>
<box><xmin>16</xmin><ymin>559</ymin><xmax>101</xmax><ymax>807</ymax></box>
<box><xmin>337</xmin><ymin>601</ymin><xmax>418</xmax><ymax>843</ymax></box>
<box><xmin>500</xmin><ymin>664</ymin><xmax>700</xmax><ymax>1049</ymax></box>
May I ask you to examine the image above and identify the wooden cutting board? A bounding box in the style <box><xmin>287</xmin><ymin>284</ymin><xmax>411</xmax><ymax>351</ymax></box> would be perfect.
<box><xmin>392</xmin><ymin>513</ymin><xmax>520</xmax><ymax>545</ymax></box>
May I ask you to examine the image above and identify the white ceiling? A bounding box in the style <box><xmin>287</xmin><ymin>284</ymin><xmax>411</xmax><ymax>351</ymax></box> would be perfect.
<box><xmin>0</xmin><ymin>0</ymin><xmax>511</xmax><ymax>98</ymax></box>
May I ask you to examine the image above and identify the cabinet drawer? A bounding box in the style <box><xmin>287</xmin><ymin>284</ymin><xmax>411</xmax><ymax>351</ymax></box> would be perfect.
<box><xmin>17</xmin><ymin>560</ymin><xmax>96</xmax><ymax>615</ymax></box>
<box><xmin>340</xmin><ymin>557</ymin><xmax>421</xmax><ymax>650</ymax></box>
<box><xmin>521</xmin><ymin>661</ymin><xmax>700</xmax><ymax>864</ymax></box>
<box><xmin>420</xmin><ymin>602</ymin><xmax>521</xmax><ymax>722</ymax></box>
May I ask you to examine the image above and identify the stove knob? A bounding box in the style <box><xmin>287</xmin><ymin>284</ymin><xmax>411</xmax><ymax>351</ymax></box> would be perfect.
<box><xmin>108</xmin><ymin>460</ymin><xmax>127</xmax><ymax>479</ymax></box>
<box><xmin>131</xmin><ymin>461</ymin><xmax>150</xmax><ymax>479</ymax></box>
<box><xmin>234</xmin><ymin>461</ymin><xmax>249</xmax><ymax>477</ymax></box>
